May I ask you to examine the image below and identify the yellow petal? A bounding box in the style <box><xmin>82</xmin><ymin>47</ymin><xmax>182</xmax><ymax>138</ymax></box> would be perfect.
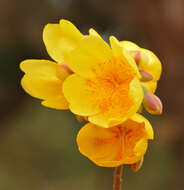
<box><xmin>88</xmin><ymin>113</ymin><xmax>119</xmax><ymax>128</ymax></box>
<box><xmin>120</xmin><ymin>41</ymin><xmax>161</xmax><ymax>93</ymax></box>
<box><xmin>120</xmin><ymin>41</ymin><xmax>139</xmax><ymax>50</ymax></box>
<box><xmin>89</xmin><ymin>28</ymin><xmax>102</xmax><ymax>38</ymax></box>
<box><xmin>93</xmin><ymin>160</ymin><xmax>124</xmax><ymax>167</ymax></box>
<box><xmin>20</xmin><ymin>59</ymin><xmax>58</xmax><ymax>77</ymax></box>
<box><xmin>110</xmin><ymin>36</ymin><xmax>141</xmax><ymax>78</ymax></box>
<box><xmin>94</xmin><ymin>154</ymin><xmax>143</xmax><ymax>167</ymax></box>
<box><xmin>140</xmin><ymin>48</ymin><xmax>162</xmax><ymax>81</ymax></box>
<box><xmin>141</xmin><ymin>80</ymin><xmax>157</xmax><ymax>93</ymax></box>
<box><xmin>20</xmin><ymin>59</ymin><xmax>69</xmax><ymax>109</ymax></box>
<box><xmin>20</xmin><ymin>60</ymin><xmax>70</xmax><ymax>83</ymax></box>
<box><xmin>130</xmin><ymin>113</ymin><xmax>154</xmax><ymax>140</ymax></box>
<box><xmin>133</xmin><ymin>139</ymin><xmax>148</xmax><ymax>157</ymax></box>
<box><xmin>63</xmin><ymin>74</ymin><xmax>100</xmax><ymax>116</ymax></box>
<box><xmin>109</xmin><ymin>36</ymin><xmax>123</xmax><ymax>57</ymax></box>
<box><xmin>41</xmin><ymin>95</ymin><xmax>68</xmax><ymax>110</ymax></box>
<box><xmin>89</xmin><ymin>78</ymin><xmax>143</xmax><ymax>128</ymax></box>
<box><xmin>77</xmin><ymin>123</ymin><xmax>120</xmax><ymax>162</ymax></box>
<box><xmin>129</xmin><ymin>157</ymin><xmax>144</xmax><ymax>172</ymax></box>
<box><xmin>65</xmin><ymin>35</ymin><xmax>113</xmax><ymax>78</ymax></box>
<box><xmin>43</xmin><ymin>19</ymin><xmax>83</xmax><ymax>63</ymax></box>
<box><xmin>77</xmin><ymin>119</ymin><xmax>151</xmax><ymax>167</ymax></box>
<box><xmin>21</xmin><ymin>74</ymin><xmax>62</xmax><ymax>100</ymax></box>
<box><xmin>128</xmin><ymin>77</ymin><xmax>144</xmax><ymax>114</ymax></box>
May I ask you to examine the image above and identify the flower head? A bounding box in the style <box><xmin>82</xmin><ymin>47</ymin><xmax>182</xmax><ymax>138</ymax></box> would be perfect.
<box><xmin>61</xmin><ymin>32</ymin><xmax>144</xmax><ymax>128</ymax></box>
<box><xmin>20</xmin><ymin>20</ymin><xmax>144</xmax><ymax>128</ymax></box>
<box><xmin>20</xmin><ymin>20</ymin><xmax>86</xmax><ymax>110</ymax></box>
<box><xmin>77</xmin><ymin>114</ymin><xmax>153</xmax><ymax>167</ymax></box>
<box><xmin>19</xmin><ymin>19</ymin><xmax>163</xmax><ymax>169</ymax></box>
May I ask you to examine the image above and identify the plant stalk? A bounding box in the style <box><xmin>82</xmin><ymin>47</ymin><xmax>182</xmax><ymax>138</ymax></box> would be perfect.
<box><xmin>113</xmin><ymin>165</ymin><xmax>123</xmax><ymax>190</ymax></box>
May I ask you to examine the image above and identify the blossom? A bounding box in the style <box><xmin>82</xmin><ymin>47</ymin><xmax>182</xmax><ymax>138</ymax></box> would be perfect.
<box><xmin>120</xmin><ymin>41</ymin><xmax>162</xmax><ymax>93</ymax></box>
<box><xmin>20</xmin><ymin>60</ymin><xmax>71</xmax><ymax>109</ymax></box>
<box><xmin>20</xmin><ymin>20</ymin><xmax>84</xmax><ymax>109</ymax></box>
<box><xmin>77</xmin><ymin>113</ymin><xmax>153</xmax><ymax>167</ymax></box>
<box><xmin>61</xmin><ymin>30</ymin><xmax>143</xmax><ymax>128</ymax></box>
<box><xmin>19</xmin><ymin>19</ymin><xmax>163</xmax><ymax>169</ymax></box>
<box><xmin>20</xmin><ymin>19</ymin><xmax>144</xmax><ymax>128</ymax></box>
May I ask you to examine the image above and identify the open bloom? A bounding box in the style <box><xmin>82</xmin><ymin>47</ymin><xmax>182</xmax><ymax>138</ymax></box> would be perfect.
<box><xmin>77</xmin><ymin>113</ymin><xmax>153</xmax><ymax>167</ymax></box>
<box><xmin>19</xmin><ymin>19</ymin><xmax>162</xmax><ymax>169</ymax></box>
<box><xmin>61</xmin><ymin>29</ymin><xmax>143</xmax><ymax>128</ymax></box>
<box><xmin>20</xmin><ymin>19</ymin><xmax>144</xmax><ymax>128</ymax></box>
<box><xmin>20</xmin><ymin>20</ymin><xmax>85</xmax><ymax>109</ymax></box>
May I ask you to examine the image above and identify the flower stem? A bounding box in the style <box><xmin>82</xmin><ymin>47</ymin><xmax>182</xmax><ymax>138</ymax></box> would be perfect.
<box><xmin>113</xmin><ymin>165</ymin><xmax>123</xmax><ymax>190</ymax></box>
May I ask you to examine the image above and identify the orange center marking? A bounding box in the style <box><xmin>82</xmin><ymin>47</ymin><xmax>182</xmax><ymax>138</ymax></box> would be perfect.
<box><xmin>87</xmin><ymin>57</ymin><xmax>136</xmax><ymax>116</ymax></box>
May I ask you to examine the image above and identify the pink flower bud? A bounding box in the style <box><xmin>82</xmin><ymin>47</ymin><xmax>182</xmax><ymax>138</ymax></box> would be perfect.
<box><xmin>143</xmin><ymin>92</ymin><xmax>163</xmax><ymax>115</ymax></box>
<box><xmin>129</xmin><ymin>157</ymin><xmax>144</xmax><ymax>172</ymax></box>
<box><xmin>139</xmin><ymin>70</ymin><xmax>153</xmax><ymax>82</ymax></box>
<box><xmin>61</xmin><ymin>63</ymin><xmax>73</xmax><ymax>74</ymax></box>
<box><xmin>130</xmin><ymin>50</ymin><xmax>141</xmax><ymax>65</ymax></box>
<box><xmin>56</xmin><ymin>63</ymin><xmax>73</xmax><ymax>80</ymax></box>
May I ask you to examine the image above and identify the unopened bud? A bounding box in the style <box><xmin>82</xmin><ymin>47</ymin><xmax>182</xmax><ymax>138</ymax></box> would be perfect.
<box><xmin>130</xmin><ymin>50</ymin><xmax>141</xmax><ymax>65</ymax></box>
<box><xmin>129</xmin><ymin>157</ymin><xmax>144</xmax><ymax>172</ymax></box>
<box><xmin>139</xmin><ymin>70</ymin><xmax>153</xmax><ymax>82</ymax></box>
<box><xmin>56</xmin><ymin>63</ymin><xmax>73</xmax><ymax>80</ymax></box>
<box><xmin>143</xmin><ymin>92</ymin><xmax>163</xmax><ymax>115</ymax></box>
<box><xmin>61</xmin><ymin>63</ymin><xmax>73</xmax><ymax>74</ymax></box>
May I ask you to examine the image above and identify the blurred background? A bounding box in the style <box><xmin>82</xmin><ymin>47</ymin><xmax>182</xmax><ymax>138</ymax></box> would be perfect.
<box><xmin>0</xmin><ymin>0</ymin><xmax>184</xmax><ymax>189</ymax></box>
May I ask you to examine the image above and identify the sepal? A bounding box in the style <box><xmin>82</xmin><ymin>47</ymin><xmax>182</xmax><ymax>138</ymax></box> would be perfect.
<box><xmin>129</xmin><ymin>157</ymin><xmax>144</xmax><ymax>172</ymax></box>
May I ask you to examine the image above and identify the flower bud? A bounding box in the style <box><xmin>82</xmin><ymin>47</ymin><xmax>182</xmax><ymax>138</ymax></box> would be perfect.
<box><xmin>130</xmin><ymin>50</ymin><xmax>141</xmax><ymax>65</ymax></box>
<box><xmin>56</xmin><ymin>63</ymin><xmax>73</xmax><ymax>80</ymax></box>
<box><xmin>129</xmin><ymin>157</ymin><xmax>144</xmax><ymax>172</ymax></box>
<box><xmin>139</xmin><ymin>70</ymin><xmax>153</xmax><ymax>82</ymax></box>
<box><xmin>61</xmin><ymin>63</ymin><xmax>73</xmax><ymax>74</ymax></box>
<box><xmin>143</xmin><ymin>92</ymin><xmax>163</xmax><ymax>115</ymax></box>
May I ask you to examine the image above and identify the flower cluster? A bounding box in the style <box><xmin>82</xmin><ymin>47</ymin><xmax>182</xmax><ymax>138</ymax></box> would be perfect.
<box><xmin>20</xmin><ymin>20</ymin><xmax>162</xmax><ymax>170</ymax></box>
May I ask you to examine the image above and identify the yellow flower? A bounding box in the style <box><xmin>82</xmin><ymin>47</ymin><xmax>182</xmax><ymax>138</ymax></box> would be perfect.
<box><xmin>61</xmin><ymin>30</ymin><xmax>143</xmax><ymax>128</ymax></box>
<box><xmin>19</xmin><ymin>19</ymin><xmax>162</xmax><ymax>169</ymax></box>
<box><xmin>120</xmin><ymin>41</ymin><xmax>162</xmax><ymax>93</ymax></box>
<box><xmin>20</xmin><ymin>60</ymin><xmax>71</xmax><ymax>109</ymax></box>
<box><xmin>20</xmin><ymin>20</ymin><xmax>84</xmax><ymax>109</ymax></box>
<box><xmin>77</xmin><ymin>113</ymin><xmax>153</xmax><ymax>167</ymax></box>
<box><xmin>20</xmin><ymin>20</ymin><xmax>151</xmax><ymax>127</ymax></box>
